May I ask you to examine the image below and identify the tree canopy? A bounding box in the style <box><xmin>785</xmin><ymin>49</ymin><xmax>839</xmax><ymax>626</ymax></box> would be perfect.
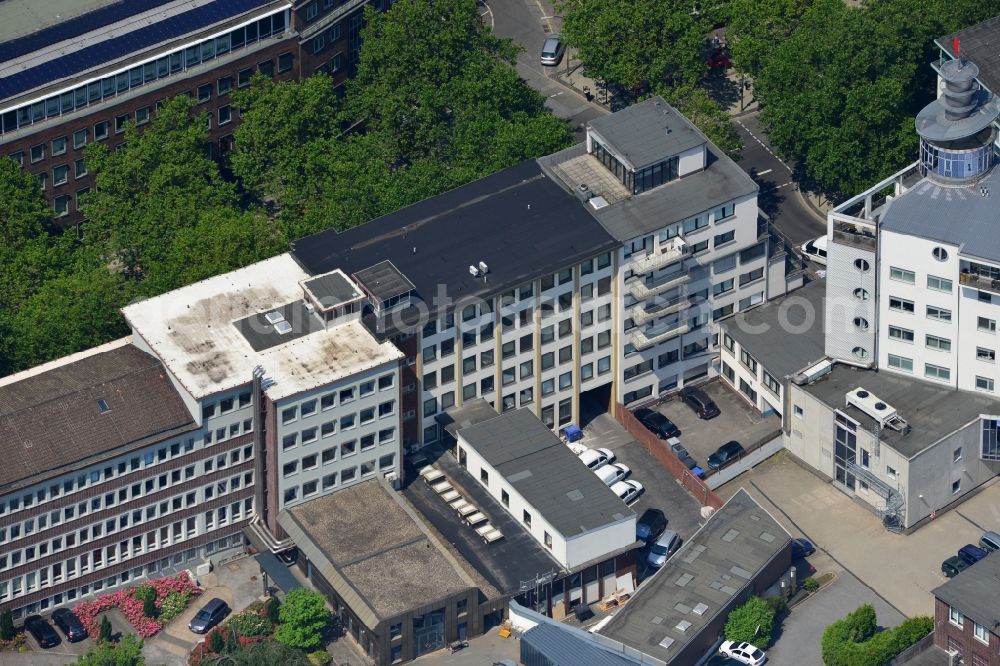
<box><xmin>728</xmin><ymin>0</ymin><xmax>1000</xmax><ymax>196</ymax></box>
<box><xmin>724</xmin><ymin>596</ymin><xmax>776</xmax><ymax>647</ymax></box>
<box><xmin>274</xmin><ymin>588</ymin><xmax>330</xmax><ymax>651</ymax></box>
<box><xmin>75</xmin><ymin>633</ymin><xmax>144</xmax><ymax>665</ymax></box>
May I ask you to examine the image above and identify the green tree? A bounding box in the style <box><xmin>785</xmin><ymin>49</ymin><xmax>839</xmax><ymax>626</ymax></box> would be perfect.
<box><xmin>821</xmin><ymin>604</ymin><xmax>931</xmax><ymax>666</ymax></box>
<box><xmin>0</xmin><ymin>609</ymin><xmax>14</xmax><ymax>640</ymax></box>
<box><xmin>726</xmin><ymin>0</ymin><xmax>813</xmax><ymax>78</ymax></box>
<box><xmin>266</xmin><ymin>597</ymin><xmax>281</xmax><ymax>626</ymax></box>
<box><xmin>724</xmin><ymin>596</ymin><xmax>776</xmax><ymax>647</ymax></box>
<box><xmin>274</xmin><ymin>588</ymin><xmax>330</xmax><ymax>650</ymax></box>
<box><xmin>658</xmin><ymin>85</ymin><xmax>742</xmax><ymax>154</ymax></box>
<box><xmin>75</xmin><ymin>634</ymin><xmax>144</xmax><ymax>665</ymax></box>
<box><xmin>558</xmin><ymin>0</ymin><xmax>709</xmax><ymax>90</ymax></box>
<box><xmin>99</xmin><ymin>615</ymin><xmax>113</xmax><ymax>644</ymax></box>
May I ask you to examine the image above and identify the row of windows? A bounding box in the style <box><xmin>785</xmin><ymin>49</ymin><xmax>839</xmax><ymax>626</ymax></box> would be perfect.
<box><xmin>0</xmin><ymin>505</ymin><xmax>249</xmax><ymax>605</ymax></box>
<box><xmin>282</xmin><ymin>403</ymin><xmax>395</xmax><ymax>450</ymax></box>
<box><xmin>282</xmin><ymin>454</ymin><xmax>395</xmax><ymax>504</ymax></box>
<box><xmin>0</xmin><ymin>445</ymin><xmax>253</xmax><ymax>548</ymax></box>
<box><xmin>282</xmin><ymin>429</ymin><xmax>395</xmax><ymax>476</ymax></box>
<box><xmin>0</xmin><ymin>13</ymin><xmax>289</xmax><ymax>135</ymax></box>
<box><xmin>280</xmin><ymin>374</ymin><xmax>395</xmax><ymax>425</ymax></box>
<box><xmin>0</xmin><ymin>472</ymin><xmax>250</xmax><ymax>574</ymax></box>
<box><xmin>202</xmin><ymin>391</ymin><xmax>253</xmax><ymax>420</ymax></box>
<box><xmin>0</xmin><ymin>437</ymin><xmax>213</xmax><ymax>517</ymax></box>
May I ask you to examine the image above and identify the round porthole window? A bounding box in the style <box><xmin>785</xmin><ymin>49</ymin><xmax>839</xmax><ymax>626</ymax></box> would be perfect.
<box><xmin>854</xmin><ymin>258</ymin><xmax>870</xmax><ymax>272</ymax></box>
<box><xmin>854</xmin><ymin>317</ymin><xmax>869</xmax><ymax>330</ymax></box>
<box><xmin>853</xmin><ymin>288</ymin><xmax>869</xmax><ymax>300</ymax></box>
<box><xmin>853</xmin><ymin>346</ymin><xmax>870</xmax><ymax>359</ymax></box>
<box><xmin>933</xmin><ymin>247</ymin><xmax>948</xmax><ymax>261</ymax></box>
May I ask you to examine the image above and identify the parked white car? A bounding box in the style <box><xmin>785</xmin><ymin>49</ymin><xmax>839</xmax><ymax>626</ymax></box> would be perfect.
<box><xmin>719</xmin><ymin>640</ymin><xmax>767</xmax><ymax>666</ymax></box>
<box><xmin>800</xmin><ymin>235</ymin><xmax>828</xmax><ymax>265</ymax></box>
<box><xmin>578</xmin><ymin>447</ymin><xmax>616</xmax><ymax>470</ymax></box>
<box><xmin>595</xmin><ymin>462</ymin><xmax>631</xmax><ymax>486</ymax></box>
<box><xmin>610</xmin><ymin>480</ymin><xmax>644</xmax><ymax>505</ymax></box>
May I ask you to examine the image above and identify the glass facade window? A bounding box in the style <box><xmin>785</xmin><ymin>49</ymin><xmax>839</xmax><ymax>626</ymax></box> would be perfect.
<box><xmin>590</xmin><ymin>139</ymin><xmax>678</xmax><ymax>194</ymax></box>
<box><xmin>920</xmin><ymin>137</ymin><xmax>993</xmax><ymax>181</ymax></box>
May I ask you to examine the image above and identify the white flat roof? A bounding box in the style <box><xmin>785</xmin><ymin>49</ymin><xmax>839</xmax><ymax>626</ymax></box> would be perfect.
<box><xmin>122</xmin><ymin>253</ymin><xmax>402</xmax><ymax>401</ymax></box>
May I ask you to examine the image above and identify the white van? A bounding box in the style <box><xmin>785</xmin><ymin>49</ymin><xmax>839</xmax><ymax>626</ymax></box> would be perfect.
<box><xmin>595</xmin><ymin>462</ymin><xmax>631</xmax><ymax>486</ymax></box>
<box><xmin>800</xmin><ymin>235</ymin><xmax>828</xmax><ymax>266</ymax></box>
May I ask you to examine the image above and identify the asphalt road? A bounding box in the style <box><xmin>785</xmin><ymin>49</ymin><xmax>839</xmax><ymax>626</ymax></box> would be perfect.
<box><xmin>487</xmin><ymin>0</ymin><xmax>608</xmax><ymax>136</ymax></box>
<box><xmin>734</xmin><ymin>112</ymin><xmax>826</xmax><ymax>245</ymax></box>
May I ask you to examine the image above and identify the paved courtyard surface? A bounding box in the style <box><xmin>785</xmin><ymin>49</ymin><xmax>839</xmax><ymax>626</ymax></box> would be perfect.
<box><xmin>413</xmin><ymin>627</ymin><xmax>519</xmax><ymax>664</ymax></box>
<box><xmin>718</xmin><ymin>451</ymin><xmax>1000</xmax><ymax>617</ymax></box>
<box><xmin>767</xmin><ymin>570</ymin><xmax>905</xmax><ymax>666</ymax></box>
<box><xmin>654</xmin><ymin>380</ymin><xmax>781</xmax><ymax>470</ymax></box>
<box><xmin>581</xmin><ymin>409</ymin><xmax>707</xmax><ymax>580</ymax></box>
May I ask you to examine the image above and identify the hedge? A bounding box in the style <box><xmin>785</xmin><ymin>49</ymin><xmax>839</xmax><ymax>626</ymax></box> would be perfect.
<box><xmin>821</xmin><ymin>604</ymin><xmax>932</xmax><ymax>666</ymax></box>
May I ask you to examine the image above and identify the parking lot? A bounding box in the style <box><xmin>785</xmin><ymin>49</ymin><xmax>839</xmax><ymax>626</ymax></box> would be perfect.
<box><xmin>652</xmin><ymin>381</ymin><xmax>781</xmax><ymax>471</ymax></box>
<box><xmin>581</xmin><ymin>408</ymin><xmax>707</xmax><ymax>579</ymax></box>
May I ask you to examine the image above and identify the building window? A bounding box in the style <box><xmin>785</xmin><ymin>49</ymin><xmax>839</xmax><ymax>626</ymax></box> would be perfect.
<box><xmin>72</xmin><ymin>129</ymin><xmax>88</xmax><ymax>149</ymax></box>
<box><xmin>278</xmin><ymin>52</ymin><xmax>294</xmax><ymax>73</ymax></box>
<box><xmin>889</xmin><ymin>267</ymin><xmax>915</xmax><ymax>284</ymax></box>
<box><xmin>888</xmin><ymin>326</ymin><xmax>913</xmax><ymax>343</ymax></box>
<box><xmin>925</xmin><ymin>335</ymin><xmax>951</xmax><ymax>352</ymax></box>
<box><xmin>887</xmin><ymin>354</ymin><xmax>913</xmax><ymax>372</ymax></box>
<box><xmin>977</xmin><ymin>347</ymin><xmax>995</xmax><ymax>362</ymax></box>
<box><xmin>762</xmin><ymin>371</ymin><xmax>780</xmax><ymax>395</ymax></box>
<box><xmin>53</xmin><ymin>164</ymin><xmax>69</xmax><ymax>185</ymax></box>
<box><xmin>889</xmin><ymin>296</ymin><xmax>913</xmax><ymax>312</ymax></box>
<box><xmin>115</xmin><ymin>114</ymin><xmax>129</xmax><ymax>133</ymax></box>
<box><xmin>976</xmin><ymin>376</ymin><xmax>994</xmax><ymax>392</ymax></box>
<box><xmin>544</xmin><ymin>531</ymin><xmax>552</xmax><ymax>549</ymax></box>
<box><xmin>853</xmin><ymin>288</ymin><xmax>869</xmax><ymax>301</ymax></box>
<box><xmin>793</xmin><ymin>405</ymin><xmax>803</xmax><ymax>418</ymax></box>
<box><xmin>886</xmin><ymin>466</ymin><xmax>897</xmax><ymax>480</ymax></box>
<box><xmin>94</xmin><ymin>121</ymin><xmax>109</xmax><ymax>140</ymax></box>
<box><xmin>238</xmin><ymin>68</ymin><xmax>253</xmax><ymax>87</ymax></box>
<box><xmin>219</xmin><ymin>105</ymin><xmax>232</xmax><ymax>125</ymax></box>
<box><xmin>933</xmin><ymin>246</ymin><xmax>949</xmax><ymax>261</ymax></box>
<box><xmin>952</xmin><ymin>479</ymin><xmax>961</xmax><ymax>495</ymax></box>
<box><xmin>949</xmin><ymin>606</ymin><xmax>964</xmax><ymax>628</ymax></box>
<box><xmin>854</xmin><ymin>317</ymin><xmax>869</xmax><ymax>330</ymax></box>
<box><xmin>739</xmin><ymin>349</ymin><xmax>757</xmax><ymax>374</ymax></box>
<box><xmin>924</xmin><ymin>363</ymin><xmax>950</xmax><ymax>382</ymax></box>
<box><xmin>53</xmin><ymin>195</ymin><xmax>70</xmax><ymax>217</ymax></box>
<box><xmin>52</xmin><ymin>136</ymin><xmax>67</xmax><ymax>156</ymax></box>
<box><xmin>973</xmin><ymin>621</ymin><xmax>989</xmax><ymax>644</ymax></box>
<box><xmin>75</xmin><ymin>158</ymin><xmax>87</xmax><ymax>178</ymax></box>
<box><xmin>480</xmin><ymin>469</ymin><xmax>489</xmax><ymax>484</ymax></box>
<box><xmin>979</xmin><ymin>317</ymin><xmax>996</xmax><ymax>333</ymax></box>
<box><xmin>854</xmin><ymin>258</ymin><xmax>870</xmax><ymax>271</ymax></box>
<box><xmin>927</xmin><ymin>275</ymin><xmax>952</xmax><ymax>292</ymax></box>
<box><xmin>522</xmin><ymin>510</ymin><xmax>532</xmax><ymax>527</ymax></box>
<box><xmin>739</xmin><ymin>378</ymin><xmax>757</xmax><ymax>403</ymax></box>
<box><xmin>982</xmin><ymin>418</ymin><xmax>1000</xmax><ymax>460</ymax></box>
<box><xmin>135</xmin><ymin>106</ymin><xmax>151</xmax><ymax>125</ymax></box>
<box><xmin>926</xmin><ymin>305</ymin><xmax>951</xmax><ymax>322</ymax></box>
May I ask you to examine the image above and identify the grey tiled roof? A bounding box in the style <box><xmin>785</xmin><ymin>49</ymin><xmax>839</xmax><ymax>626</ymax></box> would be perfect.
<box><xmin>0</xmin><ymin>342</ymin><xmax>195</xmax><ymax>491</ymax></box>
<box><xmin>588</xmin><ymin>96</ymin><xmax>705</xmax><ymax>170</ymax></box>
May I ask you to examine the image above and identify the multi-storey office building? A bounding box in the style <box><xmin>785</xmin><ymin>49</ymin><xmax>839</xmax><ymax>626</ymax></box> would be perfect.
<box><xmin>0</xmin><ymin>0</ymin><xmax>376</xmax><ymax>226</ymax></box>
<box><xmin>0</xmin><ymin>339</ymin><xmax>251</xmax><ymax>620</ymax></box>
<box><xmin>292</xmin><ymin>96</ymin><xmax>803</xmax><ymax>450</ymax></box>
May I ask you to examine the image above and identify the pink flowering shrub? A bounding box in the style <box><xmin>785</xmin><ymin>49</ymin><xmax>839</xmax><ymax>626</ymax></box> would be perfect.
<box><xmin>74</xmin><ymin>572</ymin><xmax>202</xmax><ymax>639</ymax></box>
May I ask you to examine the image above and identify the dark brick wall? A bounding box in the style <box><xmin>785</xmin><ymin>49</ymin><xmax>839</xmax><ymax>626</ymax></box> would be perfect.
<box><xmin>935</xmin><ymin>597</ymin><xmax>1000</xmax><ymax>665</ymax></box>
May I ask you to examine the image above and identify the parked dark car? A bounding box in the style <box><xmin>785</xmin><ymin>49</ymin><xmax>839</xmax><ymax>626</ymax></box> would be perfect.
<box><xmin>52</xmin><ymin>608</ymin><xmax>87</xmax><ymax>642</ymax></box>
<box><xmin>634</xmin><ymin>408</ymin><xmax>681</xmax><ymax>438</ymax></box>
<box><xmin>942</xmin><ymin>555</ymin><xmax>970</xmax><ymax>578</ymax></box>
<box><xmin>681</xmin><ymin>387</ymin><xmax>721</xmax><ymax>420</ymax></box>
<box><xmin>24</xmin><ymin>615</ymin><xmax>60</xmax><ymax>648</ymax></box>
<box><xmin>636</xmin><ymin>508</ymin><xmax>668</xmax><ymax>544</ymax></box>
<box><xmin>708</xmin><ymin>441</ymin><xmax>744</xmax><ymax>470</ymax></box>
<box><xmin>188</xmin><ymin>598</ymin><xmax>230</xmax><ymax>634</ymax></box>
<box><xmin>791</xmin><ymin>538</ymin><xmax>816</xmax><ymax>559</ymax></box>
<box><xmin>958</xmin><ymin>544</ymin><xmax>989</xmax><ymax>566</ymax></box>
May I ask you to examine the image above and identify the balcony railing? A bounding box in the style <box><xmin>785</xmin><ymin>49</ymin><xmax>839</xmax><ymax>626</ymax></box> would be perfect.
<box><xmin>960</xmin><ymin>271</ymin><xmax>1000</xmax><ymax>296</ymax></box>
<box><xmin>629</xmin><ymin>239</ymin><xmax>686</xmax><ymax>275</ymax></box>
<box><xmin>831</xmin><ymin>221</ymin><xmax>876</xmax><ymax>251</ymax></box>
<box><xmin>629</xmin><ymin>296</ymin><xmax>691</xmax><ymax>325</ymax></box>
<box><xmin>628</xmin><ymin>270</ymin><xmax>690</xmax><ymax>300</ymax></box>
<box><xmin>628</xmin><ymin>321</ymin><xmax>689</xmax><ymax>350</ymax></box>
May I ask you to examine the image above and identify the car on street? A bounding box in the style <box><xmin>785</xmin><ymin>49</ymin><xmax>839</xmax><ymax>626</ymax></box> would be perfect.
<box><xmin>52</xmin><ymin>608</ymin><xmax>88</xmax><ymax>642</ymax></box>
<box><xmin>595</xmin><ymin>462</ymin><xmax>631</xmax><ymax>486</ymax></box>
<box><xmin>708</xmin><ymin>441</ymin><xmax>745</xmax><ymax>470</ymax></box>
<box><xmin>680</xmin><ymin>387</ymin><xmax>721</xmax><ymax>420</ymax></box>
<box><xmin>189</xmin><ymin>598</ymin><xmax>230</xmax><ymax>634</ymax></box>
<box><xmin>578</xmin><ymin>447</ymin><xmax>616</xmax><ymax>470</ymax></box>
<box><xmin>791</xmin><ymin>537</ymin><xmax>816</xmax><ymax>559</ymax></box>
<box><xmin>942</xmin><ymin>555</ymin><xmax>970</xmax><ymax>578</ymax></box>
<box><xmin>634</xmin><ymin>408</ymin><xmax>681</xmax><ymax>438</ymax></box>
<box><xmin>647</xmin><ymin>529</ymin><xmax>681</xmax><ymax>567</ymax></box>
<box><xmin>611</xmin><ymin>480</ymin><xmax>644</xmax><ymax>505</ymax></box>
<box><xmin>800</xmin><ymin>235</ymin><xmax>828</xmax><ymax>266</ymax></box>
<box><xmin>24</xmin><ymin>615</ymin><xmax>60</xmax><ymax>648</ymax></box>
<box><xmin>539</xmin><ymin>34</ymin><xmax>565</xmax><ymax>66</ymax></box>
<box><xmin>958</xmin><ymin>544</ymin><xmax>989</xmax><ymax>566</ymax></box>
<box><xmin>636</xmin><ymin>508</ymin><xmax>667</xmax><ymax>544</ymax></box>
<box><xmin>719</xmin><ymin>640</ymin><xmax>767</xmax><ymax>666</ymax></box>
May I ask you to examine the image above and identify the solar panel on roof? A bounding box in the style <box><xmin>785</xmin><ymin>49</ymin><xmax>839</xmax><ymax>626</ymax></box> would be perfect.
<box><xmin>1</xmin><ymin>0</ymin><xmax>274</xmax><ymax>101</ymax></box>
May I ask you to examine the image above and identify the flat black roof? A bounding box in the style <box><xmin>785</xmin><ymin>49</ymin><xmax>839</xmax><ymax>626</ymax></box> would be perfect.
<box><xmin>290</xmin><ymin>160</ymin><xmax>619</xmax><ymax>316</ymax></box>
<box><xmin>302</xmin><ymin>270</ymin><xmax>362</xmax><ymax>310</ymax></box>
<box><xmin>354</xmin><ymin>260</ymin><xmax>415</xmax><ymax>302</ymax></box>
<box><xmin>455</xmin><ymin>405</ymin><xmax>634</xmax><ymax>537</ymax></box>
<box><xmin>233</xmin><ymin>301</ymin><xmax>324</xmax><ymax>352</ymax></box>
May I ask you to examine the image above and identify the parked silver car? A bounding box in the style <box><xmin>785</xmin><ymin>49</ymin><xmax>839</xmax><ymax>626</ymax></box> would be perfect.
<box><xmin>540</xmin><ymin>35</ymin><xmax>565</xmax><ymax>66</ymax></box>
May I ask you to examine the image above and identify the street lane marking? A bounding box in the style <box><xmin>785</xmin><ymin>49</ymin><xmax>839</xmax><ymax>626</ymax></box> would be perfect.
<box><xmin>757</xmin><ymin>168</ymin><xmax>773</xmax><ymax>176</ymax></box>
<box><xmin>736</xmin><ymin>119</ymin><xmax>793</xmax><ymax>175</ymax></box>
